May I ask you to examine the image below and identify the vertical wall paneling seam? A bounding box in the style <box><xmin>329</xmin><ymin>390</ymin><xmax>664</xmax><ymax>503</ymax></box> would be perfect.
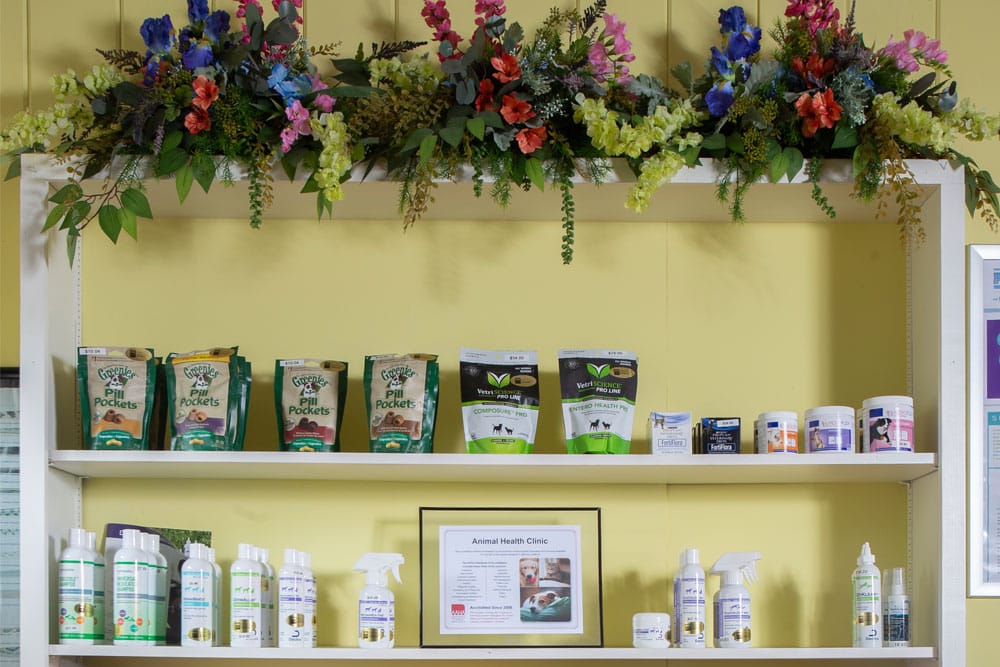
<box><xmin>394</xmin><ymin>0</ymin><xmax>400</xmax><ymax>42</ymax></box>
<box><xmin>22</xmin><ymin>0</ymin><xmax>30</xmax><ymax>110</ymax></box>
<box><xmin>117</xmin><ymin>0</ymin><xmax>125</xmax><ymax>50</ymax></box>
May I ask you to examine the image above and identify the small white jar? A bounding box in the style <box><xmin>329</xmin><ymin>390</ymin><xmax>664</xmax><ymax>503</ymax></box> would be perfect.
<box><xmin>804</xmin><ymin>406</ymin><xmax>855</xmax><ymax>453</ymax></box>
<box><xmin>757</xmin><ymin>411</ymin><xmax>798</xmax><ymax>453</ymax></box>
<box><xmin>633</xmin><ymin>612</ymin><xmax>671</xmax><ymax>648</ymax></box>
<box><xmin>861</xmin><ymin>395</ymin><xmax>914</xmax><ymax>452</ymax></box>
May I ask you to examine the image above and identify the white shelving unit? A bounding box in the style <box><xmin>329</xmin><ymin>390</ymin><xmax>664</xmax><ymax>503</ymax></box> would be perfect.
<box><xmin>18</xmin><ymin>155</ymin><xmax>966</xmax><ymax>665</ymax></box>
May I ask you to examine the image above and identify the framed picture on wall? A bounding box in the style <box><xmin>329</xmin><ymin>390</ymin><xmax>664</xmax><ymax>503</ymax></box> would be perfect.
<box><xmin>970</xmin><ymin>246</ymin><xmax>1000</xmax><ymax>595</ymax></box>
<box><xmin>418</xmin><ymin>507</ymin><xmax>603</xmax><ymax>647</ymax></box>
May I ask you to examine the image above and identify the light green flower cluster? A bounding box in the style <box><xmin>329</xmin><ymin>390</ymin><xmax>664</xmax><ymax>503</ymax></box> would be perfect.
<box><xmin>368</xmin><ymin>57</ymin><xmax>444</xmax><ymax>93</ymax></box>
<box><xmin>310</xmin><ymin>111</ymin><xmax>352</xmax><ymax>204</ymax></box>
<box><xmin>0</xmin><ymin>66</ymin><xmax>122</xmax><ymax>154</ymax></box>
<box><xmin>873</xmin><ymin>93</ymin><xmax>954</xmax><ymax>153</ymax></box>
<box><xmin>944</xmin><ymin>98</ymin><xmax>1000</xmax><ymax>142</ymax></box>
<box><xmin>627</xmin><ymin>149</ymin><xmax>687</xmax><ymax>212</ymax></box>
<box><xmin>574</xmin><ymin>96</ymin><xmax>705</xmax><ymax>158</ymax></box>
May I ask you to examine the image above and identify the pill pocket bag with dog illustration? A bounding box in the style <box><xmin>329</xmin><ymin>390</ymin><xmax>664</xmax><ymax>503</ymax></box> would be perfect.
<box><xmin>275</xmin><ymin>358</ymin><xmax>348</xmax><ymax>452</ymax></box>
<box><xmin>166</xmin><ymin>347</ymin><xmax>241</xmax><ymax>451</ymax></box>
<box><xmin>558</xmin><ymin>349</ymin><xmax>638</xmax><ymax>454</ymax></box>
<box><xmin>78</xmin><ymin>346</ymin><xmax>157</xmax><ymax>450</ymax></box>
<box><xmin>364</xmin><ymin>353</ymin><xmax>439</xmax><ymax>453</ymax></box>
<box><xmin>460</xmin><ymin>348</ymin><xmax>539</xmax><ymax>453</ymax></box>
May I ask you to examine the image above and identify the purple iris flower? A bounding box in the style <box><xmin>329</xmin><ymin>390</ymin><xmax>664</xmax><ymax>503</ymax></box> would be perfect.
<box><xmin>187</xmin><ymin>0</ymin><xmax>210</xmax><ymax>24</ymax></box>
<box><xmin>140</xmin><ymin>15</ymin><xmax>175</xmax><ymax>55</ymax></box>
<box><xmin>182</xmin><ymin>42</ymin><xmax>215</xmax><ymax>70</ymax></box>
<box><xmin>710</xmin><ymin>46</ymin><xmax>733</xmax><ymax>77</ymax></box>
<box><xmin>205</xmin><ymin>10</ymin><xmax>230</xmax><ymax>43</ymax></box>
<box><xmin>705</xmin><ymin>80</ymin><xmax>735</xmax><ymax>117</ymax></box>
<box><xmin>725</xmin><ymin>25</ymin><xmax>761</xmax><ymax>61</ymax></box>
<box><xmin>718</xmin><ymin>6</ymin><xmax>747</xmax><ymax>34</ymax></box>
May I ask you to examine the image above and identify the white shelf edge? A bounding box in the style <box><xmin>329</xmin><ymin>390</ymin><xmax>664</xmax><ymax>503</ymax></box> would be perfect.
<box><xmin>48</xmin><ymin>450</ymin><xmax>937</xmax><ymax>485</ymax></box>
<box><xmin>48</xmin><ymin>645</ymin><xmax>936</xmax><ymax>661</ymax></box>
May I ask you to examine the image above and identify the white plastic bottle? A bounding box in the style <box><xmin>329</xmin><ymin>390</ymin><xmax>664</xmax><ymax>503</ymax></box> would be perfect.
<box><xmin>58</xmin><ymin>528</ymin><xmax>103</xmax><ymax>644</ymax></box>
<box><xmin>278</xmin><ymin>549</ymin><xmax>305</xmax><ymax>648</ymax></box>
<box><xmin>85</xmin><ymin>531</ymin><xmax>106</xmax><ymax>644</ymax></box>
<box><xmin>354</xmin><ymin>553</ymin><xmax>404</xmax><ymax>648</ymax></box>
<box><xmin>230</xmin><ymin>543</ymin><xmax>264</xmax><ymax>647</ymax></box>
<box><xmin>259</xmin><ymin>547</ymin><xmax>276</xmax><ymax>647</ymax></box>
<box><xmin>181</xmin><ymin>543</ymin><xmax>215</xmax><ymax>646</ymax></box>
<box><xmin>709</xmin><ymin>552</ymin><xmax>760</xmax><ymax>648</ymax></box>
<box><xmin>142</xmin><ymin>533</ymin><xmax>168</xmax><ymax>645</ymax></box>
<box><xmin>208</xmin><ymin>547</ymin><xmax>222</xmax><ymax>646</ymax></box>
<box><xmin>884</xmin><ymin>567</ymin><xmax>911</xmax><ymax>647</ymax></box>
<box><xmin>302</xmin><ymin>551</ymin><xmax>317</xmax><ymax>647</ymax></box>
<box><xmin>677</xmin><ymin>548</ymin><xmax>706</xmax><ymax>648</ymax></box>
<box><xmin>113</xmin><ymin>529</ymin><xmax>149</xmax><ymax>645</ymax></box>
<box><xmin>851</xmin><ymin>542</ymin><xmax>882</xmax><ymax>648</ymax></box>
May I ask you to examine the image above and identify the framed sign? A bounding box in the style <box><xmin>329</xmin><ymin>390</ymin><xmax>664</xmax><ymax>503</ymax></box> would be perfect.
<box><xmin>970</xmin><ymin>245</ymin><xmax>1000</xmax><ymax>595</ymax></box>
<box><xmin>419</xmin><ymin>507</ymin><xmax>602</xmax><ymax>647</ymax></box>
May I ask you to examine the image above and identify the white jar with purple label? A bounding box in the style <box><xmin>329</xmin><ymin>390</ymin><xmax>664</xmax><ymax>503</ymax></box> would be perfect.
<box><xmin>804</xmin><ymin>406</ymin><xmax>855</xmax><ymax>453</ymax></box>
<box><xmin>861</xmin><ymin>396</ymin><xmax>914</xmax><ymax>453</ymax></box>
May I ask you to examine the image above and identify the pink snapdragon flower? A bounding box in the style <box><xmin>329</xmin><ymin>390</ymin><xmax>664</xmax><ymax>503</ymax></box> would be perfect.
<box><xmin>280</xmin><ymin>127</ymin><xmax>298</xmax><ymax>153</ymax></box>
<box><xmin>785</xmin><ymin>0</ymin><xmax>840</xmax><ymax>36</ymax></box>
<box><xmin>475</xmin><ymin>0</ymin><xmax>506</xmax><ymax>26</ymax></box>
<box><xmin>314</xmin><ymin>95</ymin><xmax>335</xmax><ymax>113</ymax></box>
<box><xmin>285</xmin><ymin>99</ymin><xmax>311</xmax><ymax>136</ymax></box>
<box><xmin>422</xmin><ymin>0</ymin><xmax>463</xmax><ymax>58</ymax></box>
<box><xmin>882</xmin><ymin>30</ymin><xmax>946</xmax><ymax>72</ymax></box>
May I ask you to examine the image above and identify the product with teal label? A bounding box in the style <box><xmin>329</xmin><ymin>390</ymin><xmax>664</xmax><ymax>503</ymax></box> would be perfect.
<box><xmin>558</xmin><ymin>349</ymin><xmax>638</xmax><ymax>454</ymax></box>
<box><xmin>275</xmin><ymin>359</ymin><xmax>348</xmax><ymax>452</ymax></box>
<box><xmin>460</xmin><ymin>348</ymin><xmax>539</xmax><ymax>454</ymax></box>
<box><xmin>77</xmin><ymin>347</ymin><xmax>157</xmax><ymax>450</ymax></box>
<box><xmin>363</xmin><ymin>354</ymin><xmax>439</xmax><ymax>453</ymax></box>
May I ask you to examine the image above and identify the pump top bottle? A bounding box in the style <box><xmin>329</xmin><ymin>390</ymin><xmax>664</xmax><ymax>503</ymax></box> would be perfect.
<box><xmin>354</xmin><ymin>553</ymin><xmax>404</xmax><ymax>649</ymax></box>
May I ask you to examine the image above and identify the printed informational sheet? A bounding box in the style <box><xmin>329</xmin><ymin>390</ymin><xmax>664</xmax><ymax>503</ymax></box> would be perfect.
<box><xmin>439</xmin><ymin>524</ymin><xmax>582</xmax><ymax>635</ymax></box>
<box><xmin>980</xmin><ymin>258</ymin><xmax>1000</xmax><ymax>587</ymax></box>
<box><xmin>0</xmin><ymin>372</ymin><xmax>19</xmax><ymax>664</ymax></box>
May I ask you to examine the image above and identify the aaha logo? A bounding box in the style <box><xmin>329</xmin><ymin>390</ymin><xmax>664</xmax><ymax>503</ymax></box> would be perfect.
<box><xmin>450</xmin><ymin>604</ymin><xmax>465</xmax><ymax>617</ymax></box>
<box><xmin>98</xmin><ymin>366</ymin><xmax>136</xmax><ymax>391</ymax></box>
<box><xmin>183</xmin><ymin>364</ymin><xmax>218</xmax><ymax>391</ymax></box>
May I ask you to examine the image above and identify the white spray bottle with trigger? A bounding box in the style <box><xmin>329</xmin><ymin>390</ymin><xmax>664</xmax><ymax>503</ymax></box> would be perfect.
<box><xmin>354</xmin><ymin>553</ymin><xmax>404</xmax><ymax>648</ymax></box>
<box><xmin>709</xmin><ymin>551</ymin><xmax>760</xmax><ymax>648</ymax></box>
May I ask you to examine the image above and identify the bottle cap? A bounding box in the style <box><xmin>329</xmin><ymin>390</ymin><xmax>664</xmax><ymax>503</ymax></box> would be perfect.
<box><xmin>284</xmin><ymin>548</ymin><xmax>297</xmax><ymax>565</ymax></box>
<box><xmin>69</xmin><ymin>527</ymin><xmax>87</xmax><ymax>548</ymax></box>
<box><xmin>891</xmin><ymin>567</ymin><xmax>906</xmax><ymax>595</ymax></box>
<box><xmin>121</xmin><ymin>529</ymin><xmax>140</xmax><ymax>548</ymax></box>
<box><xmin>238</xmin><ymin>543</ymin><xmax>253</xmax><ymax>560</ymax></box>
<box><xmin>857</xmin><ymin>542</ymin><xmax>875</xmax><ymax>566</ymax></box>
<box><xmin>681</xmin><ymin>548</ymin><xmax>700</xmax><ymax>566</ymax></box>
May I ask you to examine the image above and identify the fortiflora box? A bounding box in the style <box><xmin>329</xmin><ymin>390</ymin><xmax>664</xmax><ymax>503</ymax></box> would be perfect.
<box><xmin>649</xmin><ymin>412</ymin><xmax>693</xmax><ymax>454</ymax></box>
<box><xmin>698</xmin><ymin>417</ymin><xmax>741</xmax><ymax>454</ymax></box>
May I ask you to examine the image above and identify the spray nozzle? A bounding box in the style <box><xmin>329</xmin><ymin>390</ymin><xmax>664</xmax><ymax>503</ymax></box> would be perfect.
<box><xmin>354</xmin><ymin>552</ymin><xmax>404</xmax><ymax>586</ymax></box>
<box><xmin>709</xmin><ymin>551</ymin><xmax>762</xmax><ymax>585</ymax></box>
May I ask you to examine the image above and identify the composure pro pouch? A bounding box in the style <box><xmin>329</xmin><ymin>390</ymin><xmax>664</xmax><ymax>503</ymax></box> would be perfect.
<box><xmin>460</xmin><ymin>348</ymin><xmax>539</xmax><ymax>453</ymax></box>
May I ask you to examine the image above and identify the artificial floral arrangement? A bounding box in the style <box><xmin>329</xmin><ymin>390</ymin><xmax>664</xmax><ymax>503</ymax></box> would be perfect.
<box><xmin>2</xmin><ymin>0</ymin><xmax>999</xmax><ymax>263</ymax></box>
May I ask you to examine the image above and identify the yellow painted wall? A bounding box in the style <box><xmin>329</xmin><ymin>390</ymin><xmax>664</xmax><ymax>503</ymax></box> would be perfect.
<box><xmin>2</xmin><ymin>1</ymin><xmax>998</xmax><ymax>666</ymax></box>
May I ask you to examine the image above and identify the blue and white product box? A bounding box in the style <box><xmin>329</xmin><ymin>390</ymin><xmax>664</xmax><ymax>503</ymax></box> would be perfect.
<box><xmin>700</xmin><ymin>417</ymin><xmax>741</xmax><ymax>454</ymax></box>
<box><xmin>649</xmin><ymin>412</ymin><xmax>692</xmax><ymax>454</ymax></box>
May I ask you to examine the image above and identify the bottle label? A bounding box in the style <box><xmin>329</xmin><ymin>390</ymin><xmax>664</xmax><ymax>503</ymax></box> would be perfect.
<box><xmin>359</xmin><ymin>597</ymin><xmax>394</xmax><ymax>643</ymax></box>
<box><xmin>181</xmin><ymin>569</ymin><xmax>214</xmax><ymax>645</ymax></box>
<box><xmin>113</xmin><ymin>561</ymin><xmax>149</xmax><ymax>642</ymax></box>
<box><xmin>230</xmin><ymin>570</ymin><xmax>263</xmax><ymax>644</ymax></box>
<box><xmin>678</xmin><ymin>574</ymin><xmax>705</xmax><ymax>647</ymax></box>
<box><xmin>716</xmin><ymin>593</ymin><xmax>751</xmax><ymax>645</ymax></box>
<box><xmin>58</xmin><ymin>559</ymin><xmax>104</xmax><ymax>641</ymax></box>
<box><xmin>852</xmin><ymin>573</ymin><xmax>881</xmax><ymax>646</ymax></box>
<box><xmin>886</xmin><ymin>597</ymin><xmax>910</xmax><ymax>644</ymax></box>
<box><xmin>278</xmin><ymin>573</ymin><xmax>305</xmax><ymax>646</ymax></box>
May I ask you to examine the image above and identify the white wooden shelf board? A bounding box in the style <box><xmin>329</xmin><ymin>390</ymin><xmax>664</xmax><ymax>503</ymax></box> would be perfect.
<box><xmin>47</xmin><ymin>645</ymin><xmax>936</xmax><ymax>661</ymax></box>
<box><xmin>48</xmin><ymin>451</ymin><xmax>937</xmax><ymax>485</ymax></box>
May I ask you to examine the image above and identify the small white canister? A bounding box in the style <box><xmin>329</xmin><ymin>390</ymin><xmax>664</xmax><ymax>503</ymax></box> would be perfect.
<box><xmin>804</xmin><ymin>406</ymin><xmax>855</xmax><ymax>453</ymax></box>
<box><xmin>861</xmin><ymin>395</ymin><xmax>914</xmax><ymax>453</ymax></box>
<box><xmin>633</xmin><ymin>612</ymin><xmax>671</xmax><ymax>648</ymax></box>
<box><xmin>758</xmin><ymin>411</ymin><xmax>798</xmax><ymax>453</ymax></box>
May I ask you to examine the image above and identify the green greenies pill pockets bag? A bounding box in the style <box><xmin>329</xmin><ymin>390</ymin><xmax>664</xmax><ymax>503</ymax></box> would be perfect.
<box><xmin>364</xmin><ymin>353</ymin><xmax>439</xmax><ymax>453</ymax></box>
<box><xmin>166</xmin><ymin>347</ymin><xmax>243</xmax><ymax>451</ymax></box>
<box><xmin>460</xmin><ymin>348</ymin><xmax>540</xmax><ymax>454</ymax></box>
<box><xmin>274</xmin><ymin>359</ymin><xmax>348</xmax><ymax>452</ymax></box>
<box><xmin>78</xmin><ymin>346</ymin><xmax>157</xmax><ymax>450</ymax></box>
<box><xmin>558</xmin><ymin>349</ymin><xmax>638</xmax><ymax>454</ymax></box>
